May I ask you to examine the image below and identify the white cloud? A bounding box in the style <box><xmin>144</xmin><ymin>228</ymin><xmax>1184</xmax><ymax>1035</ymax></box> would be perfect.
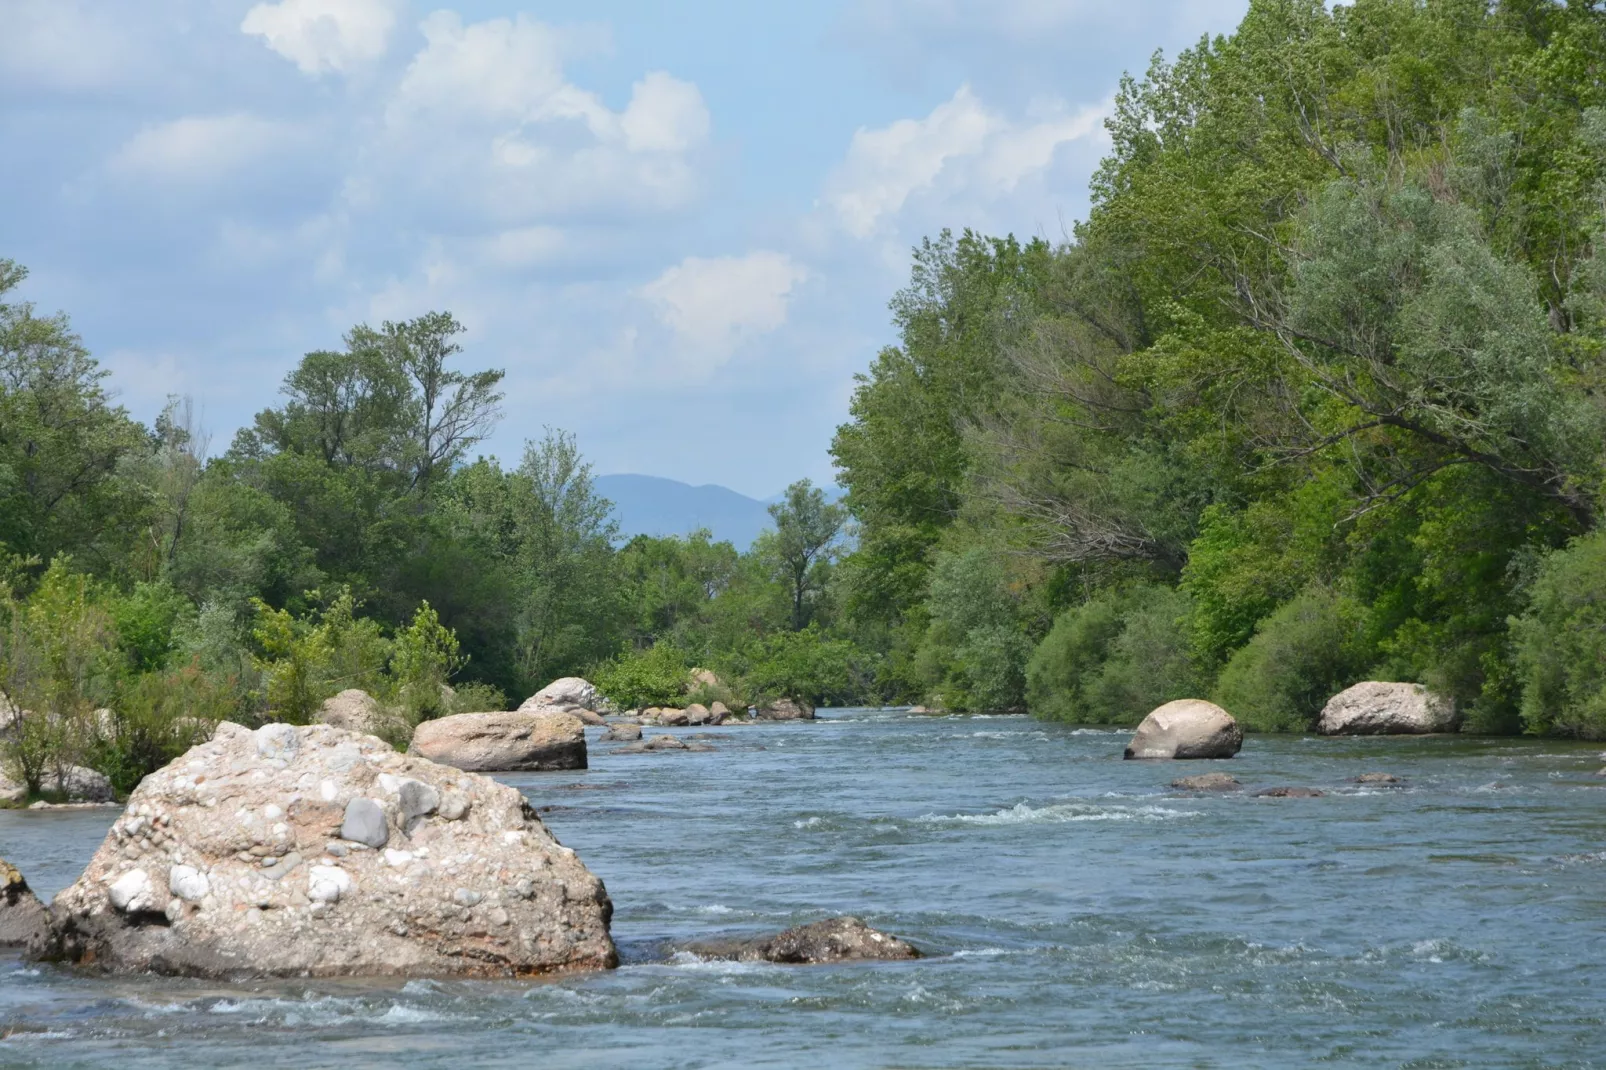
<box><xmin>823</xmin><ymin>84</ymin><xmax>1105</xmax><ymax>238</ymax></box>
<box><xmin>642</xmin><ymin>252</ymin><xmax>808</xmax><ymax>362</ymax></box>
<box><xmin>242</xmin><ymin>0</ymin><xmax>400</xmax><ymax>76</ymax></box>
<box><xmin>111</xmin><ymin>114</ymin><xmax>303</xmax><ymax>183</ymax></box>
<box><xmin>371</xmin><ymin>12</ymin><xmax>712</xmax><ymax>227</ymax></box>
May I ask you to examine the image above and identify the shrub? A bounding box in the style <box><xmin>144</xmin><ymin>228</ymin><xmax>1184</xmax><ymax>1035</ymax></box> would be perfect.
<box><xmin>1027</xmin><ymin>583</ymin><xmax>1195</xmax><ymax>724</ymax></box>
<box><xmin>593</xmin><ymin>642</ymin><xmax>691</xmax><ymax>709</ymax></box>
<box><xmin>1510</xmin><ymin>530</ymin><xmax>1606</xmax><ymax>738</ymax></box>
<box><xmin>92</xmin><ymin>664</ymin><xmax>238</xmax><ymax>793</ymax></box>
<box><xmin>737</xmin><ymin>627</ymin><xmax>860</xmax><ymax>707</ymax></box>
<box><xmin>1213</xmin><ymin>585</ymin><xmax>1360</xmax><ymax>733</ymax></box>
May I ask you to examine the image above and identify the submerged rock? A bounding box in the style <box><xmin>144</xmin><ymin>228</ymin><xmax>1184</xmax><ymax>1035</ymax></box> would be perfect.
<box><xmin>1317</xmin><ymin>682</ymin><xmax>1457</xmax><ymax>735</ymax></box>
<box><xmin>1252</xmin><ymin>786</ymin><xmax>1325</xmax><ymax>798</ymax></box>
<box><xmin>1354</xmin><ymin>772</ymin><xmax>1403</xmax><ymax>785</ymax></box>
<box><xmin>1171</xmin><ymin>773</ymin><xmax>1241</xmax><ymax>791</ymax></box>
<box><xmin>409</xmin><ymin>711</ymin><xmax>586</xmax><ymax>772</ymax></box>
<box><xmin>683</xmin><ymin>916</ymin><xmax>920</xmax><ymax>964</ymax></box>
<box><xmin>1</xmin><ymin>858</ymin><xmax>47</xmax><ymax>947</ymax></box>
<box><xmin>1124</xmin><ymin>700</ymin><xmax>1243</xmax><ymax>760</ymax></box>
<box><xmin>30</xmin><ymin>722</ymin><xmax>616</xmax><ymax>978</ymax></box>
<box><xmin>756</xmin><ymin>698</ymin><xmax>815</xmax><ymax>721</ymax></box>
<box><xmin>519</xmin><ymin>677</ymin><xmax>600</xmax><ymax>715</ymax></box>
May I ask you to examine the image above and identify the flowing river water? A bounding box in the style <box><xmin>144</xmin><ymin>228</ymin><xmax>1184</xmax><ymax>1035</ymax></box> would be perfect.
<box><xmin>2</xmin><ymin>709</ymin><xmax>1604</xmax><ymax>1068</ymax></box>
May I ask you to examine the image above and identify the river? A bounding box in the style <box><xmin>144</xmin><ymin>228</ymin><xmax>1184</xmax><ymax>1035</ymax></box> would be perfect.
<box><xmin>2</xmin><ymin>709</ymin><xmax>1604</xmax><ymax>1068</ymax></box>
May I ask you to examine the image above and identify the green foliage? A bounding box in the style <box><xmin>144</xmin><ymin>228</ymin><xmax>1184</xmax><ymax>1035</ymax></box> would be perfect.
<box><xmin>916</xmin><ymin>548</ymin><xmax>1033</xmax><ymax>711</ymax></box>
<box><xmin>1213</xmin><ymin>586</ymin><xmax>1361</xmax><ymax>733</ymax></box>
<box><xmin>760</xmin><ymin>480</ymin><xmax>845</xmax><ymax>631</ymax></box>
<box><xmin>734</xmin><ymin>626</ymin><xmax>860</xmax><ymax>707</ymax></box>
<box><xmin>92</xmin><ymin>665</ymin><xmax>237</xmax><ymax>794</ymax></box>
<box><xmin>392</xmin><ymin>600</ymin><xmax>466</xmax><ymax>723</ymax></box>
<box><xmin>592</xmin><ymin>642</ymin><xmax>692</xmax><ymax>710</ymax></box>
<box><xmin>251</xmin><ymin>588</ymin><xmax>389</xmax><ymax>723</ymax></box>
<box><xmin>1027</xmin><ymin>584</ymin><xmax>1196</xmax><ymax>724</ymax></box>
<box><xmin>1511</xmin><ymin>531</ymin><xmax>1606</xmax><ymax>739</ymax></box>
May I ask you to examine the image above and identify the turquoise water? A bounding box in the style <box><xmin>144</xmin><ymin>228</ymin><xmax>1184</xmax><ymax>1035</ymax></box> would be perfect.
<box><xmin>2</xmin><ymin>710</ymin><xmax>1604</xmax><ymax>1068</ymax></box>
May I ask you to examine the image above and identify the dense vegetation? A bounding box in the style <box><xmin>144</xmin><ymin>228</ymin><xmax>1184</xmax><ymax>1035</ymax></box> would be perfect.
<box><xmin>8</xmin><ymin>0</ymin><xmax>1606</xmax><ymax>802</ymax></box>
<box><xmin>830</xmin><ymin>0</ymin><xmax>1606</xmax><ymax>737</ymax></box>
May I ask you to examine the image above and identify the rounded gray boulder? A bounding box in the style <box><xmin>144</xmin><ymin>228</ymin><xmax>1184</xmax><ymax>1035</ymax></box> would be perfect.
<box><xmin>1124</xmin><ymin>700</ymin><xmax>1243</xmax><ymax>760</ymax></box>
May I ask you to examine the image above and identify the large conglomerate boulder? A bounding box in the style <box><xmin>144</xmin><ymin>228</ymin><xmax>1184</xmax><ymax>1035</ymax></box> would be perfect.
<box><xmin>409</xmin><ymin>711</ymin><xmax>586</xmax><ymax>772</ymax></box>
<box><xmin>1317</xmin><ymin>682</ymin><xmax>1457</xmax><ymax>735</ymax></box>
<box><xmin>1124</xmin><ymin>700</ymin><xmax>1243</xmax><ymax>760</ymax></box>
<box><xmin>29</xmin><ymin>722</ymin><xmax>616</xmax><ymax>978</ymax></box>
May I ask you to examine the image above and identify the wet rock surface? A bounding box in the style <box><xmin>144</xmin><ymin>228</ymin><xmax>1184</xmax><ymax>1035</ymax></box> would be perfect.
<box><xmin>1354</xmin><ymin>772</ymin><xmax>1404</xmax><ymax>784</ymax></box>
<box><xmin>29</xmin><ymin>722</ymin><xmax>616</xmax><ymax>978</ymax></box>
<box><xmin>601</xmin><ymin>723</ymin><xmax>643</xmax><ymax>743</ymax></box>
<box><xmin>0</xmin><ymin>857</ymin><xmax>47</xmax><ymax>947</ymax></box>
<box><xmin>681</xmin><ymin>916</ymin><xmax>920</xmax><ymax>964</ymax></box>
<box><xmin>1252</xmin><ymin>786</ymin><xmax>1325</xmax><ymax>798</ymax></box>
<box><xmin>409</xmin><ymin>711</ymin><xmax>586</xmax><ymax>772</ymax></box>
<box><xmin>1171</xmin><ymin>773</ymin><xmax>1241</xmax><ymax>791</ymax></box>
<box><xmin>1124</xmin><ymin>700</ymin><xmax>1243</xmax><ymax>760</ymax></box>
<box><xmin>756</xmin><ymin>698</ymin><xmax>815</xmax><ymax>721</ymax></box>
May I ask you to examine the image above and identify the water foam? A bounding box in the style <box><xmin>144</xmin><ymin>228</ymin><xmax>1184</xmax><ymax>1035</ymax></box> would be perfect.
<box><xmin>916</xmin><ymin>802</ymin><xmax>1201</xmax><ymax>826</ymax></box>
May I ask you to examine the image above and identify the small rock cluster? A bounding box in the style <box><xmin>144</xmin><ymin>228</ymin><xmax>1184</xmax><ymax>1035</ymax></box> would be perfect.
<box><xmin>1</xmin><ymin>858</ymin><xmax>47</xmax><ymax>946</ymax></box>
<box><xmin>681</xmin><ymin>916</ymin><xmax>920</xmax><ymax>964</ymax></box>
<box><xmin>29</xmin><ymin>721</ymin><xmax>616</xmax><ymax>978</ymax></box>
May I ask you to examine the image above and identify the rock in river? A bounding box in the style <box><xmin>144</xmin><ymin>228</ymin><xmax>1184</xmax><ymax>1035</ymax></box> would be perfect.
<box><xmin>1</xmin><ymin>858</ymin><xmax>47</xmax><ymax>947</ymax></box>
<box><xmin>409</xmin><ymin>710</ymin><xmax>586</xmax><ymax>772</ymax></box>
<box><xmin>683</xmin><ymin>916</ymin><xmax>920</xmax><ymax>964</ymax></box>
<box><xmin>1317</xmin><ymin>682</ymin><xmax>1457</xmax><ymax>735</ymax></box>
<box><xmin>0</xmin><ymin>764</ymin><xmax>115</xmax><ymax>804</ymax></box>
<box><xmin>1171</xmin><ymin>773</ymin><xmax>1241</xmax><ymax>791</ymax></box>
<box><xmin>519</xmin><ymin>677</ymin><xmax>601</xmax><ymax>715</ymax></box>
<box><xmin>1354</xmin><ymin>772</ymin><xmax>1403</xmax><ymax>785</ymax></box>
<box><xmin>601</xmin><ymin>723</ymin><xmax>642</xmax><ymax>743</ymax></box>
<box><xmin>756</xmin><ymin>698</ymin><xmax>815</xmax><ymax>721</ymax></box>
<box><xmin>1252</xmin><ymin>786</ymin><xmax>1325</xmax><ymax>798</ymax></box>
<box><xmin>29</xmin><ymin>721</ymin><xmax>616</xmax><ymax>978</ymax></box>
<box><xmin>1124</xmin><ymin>700</ymin><xmax>1243</xmax><ymax>760</ymax></box>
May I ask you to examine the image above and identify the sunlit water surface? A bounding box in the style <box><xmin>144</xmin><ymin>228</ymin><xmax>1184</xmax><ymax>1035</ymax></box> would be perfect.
<box><xmin>2</xmin><ymin>710</ymin><xmax>1604</xmax><ymax>1068</ymax></box>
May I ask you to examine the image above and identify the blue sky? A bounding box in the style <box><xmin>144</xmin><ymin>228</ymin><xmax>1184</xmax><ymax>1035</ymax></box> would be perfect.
<box><xmin>0</xmin><ymin>0</ymin><xmax>1247</xmax><ymax>497</ymax></box>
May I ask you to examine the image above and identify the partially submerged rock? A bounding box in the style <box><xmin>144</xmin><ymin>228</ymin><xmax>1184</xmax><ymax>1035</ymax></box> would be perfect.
<box><xmin>601</xmin><ymin>723</ymin><xmax>643</xmax><ymax>743</ymax></box>
<box><xmin>1</xmin><ymin>858</ymin><xmax>47</xmax><ymax>947</ymax></box>
<box><xmin>520</xmin><ymin>678</ymin><xmax>600</xmax><ymax>715</ymax></box>
<box><xmin>30</xmin><ymin>722</ymin><xmax>616</xmax><ymax>978</ymax></box>
<box><xmin>1354</xmin><ymin>772</ymin><xmax>1403</xmax><ymax>785</ymax></box>
<box><xmin>684</xmin><ymin>916</ymin><xmax>920</xmax><ymax>964</ymax></box>
<box><xmin>1171</xmin><ymin>773</ymin><xmax>1241</xmax><ymax>791</ymax></box>
<box><xmin>756</xmin><ymin>698</ymin><xmax>815</xmax><ymax>721</ymax></box>
<box><xmin>1252</xmin><ymin>786</ymin><xmax>1325</xmax><ymax>798</ymax></box>
<box><xmin>1317</xmin><ymin>682</ymin><xmax>1457</xmax><ymax>735</ymax></box>
<box><xmin>1124</xmin><ymin>700</ymin><xmax>1243</xmax><ymax>760</ymax></box>
<box><xmin>409</xmin><ymin>711</ymin><xmax>586</xmax><ymax>772</ymax></box>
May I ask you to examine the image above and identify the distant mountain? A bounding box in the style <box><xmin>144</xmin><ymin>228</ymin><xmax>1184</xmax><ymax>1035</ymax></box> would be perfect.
<box><xmin>595</xmin><ymin>474</ymin><xmax>776</xmax><ymax>549</ymax></box>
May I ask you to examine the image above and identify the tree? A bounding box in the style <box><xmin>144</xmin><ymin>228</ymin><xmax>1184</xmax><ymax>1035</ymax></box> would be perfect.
<box><xmin>0</xmin><ymin>260</ymin><xmax>147</xmax><ymax>570</ymax></box>
<box><xmin>762</xmin><ymin>479</ymin><xmax>845</xmax><ymax>631</ymax></box>
<box><xmin>509</xmin><ymin>429</ymin><xmax>623</xmax><ymax>687</ymax></box>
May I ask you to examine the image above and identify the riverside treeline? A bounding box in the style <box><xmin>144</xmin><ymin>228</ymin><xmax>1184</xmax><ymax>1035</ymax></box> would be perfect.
<box><xmin>7</xmin><ymin>0</ymin><xmax>1606</xmax><ymax>800</ymax></box>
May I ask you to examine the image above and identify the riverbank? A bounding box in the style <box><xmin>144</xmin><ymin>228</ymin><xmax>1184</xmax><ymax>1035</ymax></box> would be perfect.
<box><xmin>3</xmin><ymin>710</ymin><xmax>1604</xmax><ymax>1068</ymax></box>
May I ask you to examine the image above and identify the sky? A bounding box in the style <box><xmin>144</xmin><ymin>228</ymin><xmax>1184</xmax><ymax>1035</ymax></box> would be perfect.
<box><xmin>0</xmin><ymin>0</ymin><xmax>1248</xmax><ymax>498</ymax></box>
